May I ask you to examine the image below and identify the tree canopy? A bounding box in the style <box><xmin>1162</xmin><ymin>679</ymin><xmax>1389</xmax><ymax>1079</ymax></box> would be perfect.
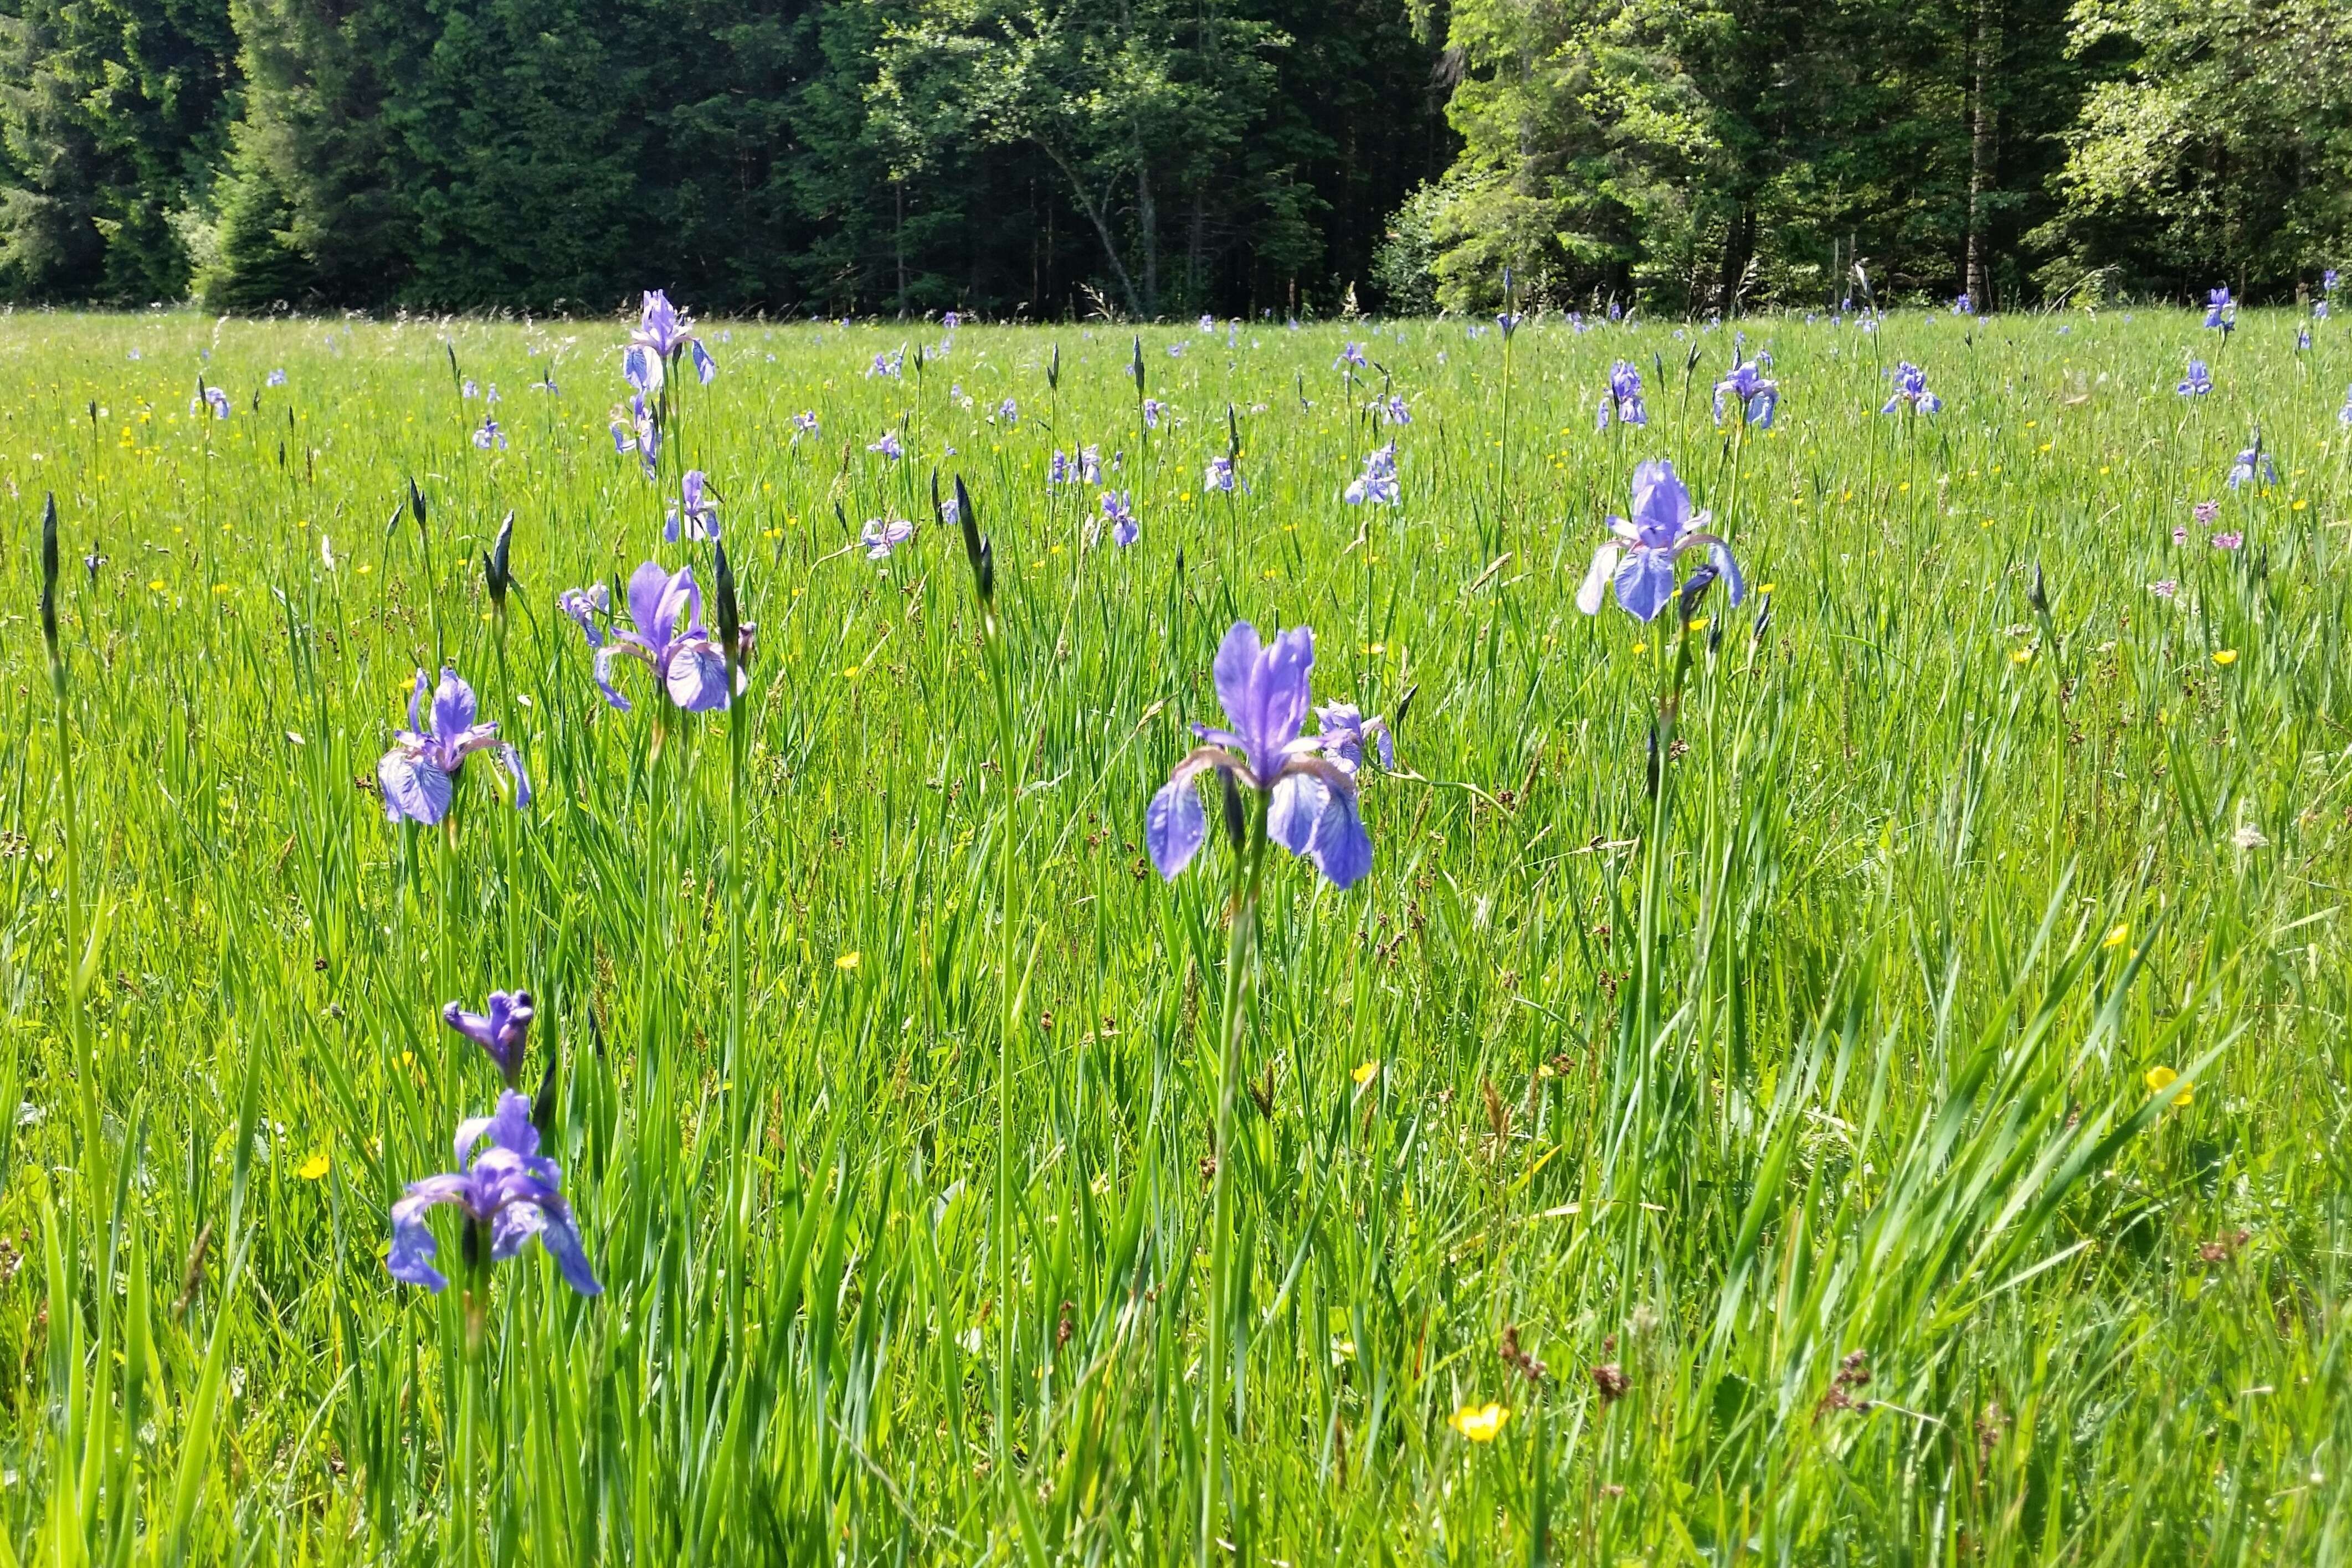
<box><xmin>0</xmin><ymin>0</ymin><xmax>2342</xmax><ymax>313</ymax></box>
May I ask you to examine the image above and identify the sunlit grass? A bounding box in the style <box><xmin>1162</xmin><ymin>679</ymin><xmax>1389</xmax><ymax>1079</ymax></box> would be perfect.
<box><xmin>2</xmin><ymin>302</ymin><xmax>2350</xmax><ymax>1563</ymax></box>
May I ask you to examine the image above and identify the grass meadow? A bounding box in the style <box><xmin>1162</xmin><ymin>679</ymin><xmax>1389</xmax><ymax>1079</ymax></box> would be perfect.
<box><xmin>2</xmin><ymin>301</ymin><xmax>2351</xmax><ymax>1564</ymax></box>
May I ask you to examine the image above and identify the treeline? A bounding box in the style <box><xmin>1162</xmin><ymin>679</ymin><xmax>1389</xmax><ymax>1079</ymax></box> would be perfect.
<box><xmin>0</xmin><ymin>0</ymin><xmax>2344</xmax><ymax>317</ymax></box>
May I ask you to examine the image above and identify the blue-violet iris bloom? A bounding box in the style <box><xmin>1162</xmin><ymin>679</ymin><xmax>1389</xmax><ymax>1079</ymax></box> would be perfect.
<box><xmin>1575</xmin><ymin>459</ymin><xmax>1745</xmax><ymax>624</ymax></box>
<box><xmin>560</xmin><ymin>562</ymin><xmax>743</xmax><ymax>712</ymax></box>
<box><xmin>377</xmin><ymin>666</ymin><xmax>530</xmax><ymax>825</ymax></box>
<box><xmin>444</xmin><ymin>989</ymin><xmax>534</xmax><ymax>1087</ymax></box>
<box><xmin>388</xmin><ymin>1091</ymin><xmax>600</xmax><ymax>1295</ymax></box>
<box><xmin>1713</xmin><ymin>359</ymin><xmax>1778</xmax><ymax>428</ymax></box>
<box><xmin>1145</xmin><ymin>621</ymin><xmax>1372</xmax><ymax>888</ymax></box>
<box><xmin>1881</xmin><ymin>362</ymin><xmax>1941</xmax><ymax>414</ymax></box>
<box><xmin>667</xmin><ymin>470</ymin><xmax>720</xmax><ymax>542</ymax></box>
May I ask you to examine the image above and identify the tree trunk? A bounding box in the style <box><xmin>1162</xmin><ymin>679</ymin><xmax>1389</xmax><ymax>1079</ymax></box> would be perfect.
<box><xmin>1964</xmin><ymin>0</ymin><xmax>2002</xmax><ymax>307</ymax></box>
<box><xmin>1137</xmin><ymin>158</ymin><xmax>1159</xmax><ymax>317</ymax></box>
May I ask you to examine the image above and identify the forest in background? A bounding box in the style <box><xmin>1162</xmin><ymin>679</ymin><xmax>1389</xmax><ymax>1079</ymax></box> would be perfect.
<box><xmin>0</xmin><ymin>0</ymin><xmax>2345</xmax><ymax>318</ymax></box>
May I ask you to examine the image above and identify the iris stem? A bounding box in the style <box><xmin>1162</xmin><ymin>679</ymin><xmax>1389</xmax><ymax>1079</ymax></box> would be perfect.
<box><xmin>49</xmin><ymin>623</ymin><xmax>101</xmax><ymax>1206</ymax></box>
<box><xmin>980</xmin><ymin>576</ymin><xmax>1020</xmax><ymax>1472</ymax></box>
<box><xmin>1201</xmin><ymin>805</ymin><xmax>1270</xmax><ymax>1567</ymax></box>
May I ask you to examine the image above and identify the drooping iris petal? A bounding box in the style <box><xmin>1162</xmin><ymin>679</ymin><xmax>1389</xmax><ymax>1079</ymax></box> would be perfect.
<box><xmin>1576</xmin><ymin>544</ymin><xmax>1624</xmax><ymax>615</ymax></box>
<box><xmin>664</xmin><ymin>642</ymin><xmax>731</xmax><ymax>711</ymax></box>
<box><xmin>378</xmin><ymin>752</ymin><xmax>454</xmax><ymax>825</ymax></box>
<box><xmin>1146</xmin><ymin>772</ymin><xmax>1209</xmax><ymax>880</ymax></box>
<box><xmin>1612</xmin><ymin>549</ymin><xmax>1678</xmax><ymax>623</ymax></box>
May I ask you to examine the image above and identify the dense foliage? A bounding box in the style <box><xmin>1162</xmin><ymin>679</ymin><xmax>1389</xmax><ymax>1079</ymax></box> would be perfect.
<box><xmin>0</xmin><ymin>0</ymin><xmax>2346</xmax><ymax>310</ymax></box>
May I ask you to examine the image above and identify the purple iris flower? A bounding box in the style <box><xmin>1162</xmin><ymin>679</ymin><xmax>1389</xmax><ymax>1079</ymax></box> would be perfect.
<box><xmin>869</xmin><ymin>430</ymin><xmax>903</xmax><ymax>460</ymax></box>
<box><xmin>444</xmin><ymin>989</ymin><xmax>534</xmax><ymax>1087</ymax></box>
<box><xmin>463</xmin><ymin>379</ymin><xmax>480</xmax><ymax>400</ymax></box>
<box><xmin>868</xmin><ymin>348</ymin><xmax>905</xmax><ymax>379</ymax></box>
<box><xmin>194</xmin><ymin>387</ymin><xmax>230</xmax><ymax>419</ymax></box>
<box><xmin>631</xmin><ymin>290</ymin><xmax>717</xmax><ymax>384</ymax></box>
<box><xmin>610</xmin><ymin>395</ymin><xmax>658</xmax><ymax>477</ymax></box>
<box><xmin>1575</xmin><ymin>459</ymin><xmax>1745</xmax><ymax>624</ymax></box>
<box><xmin>1144</xmin><ymin>621</ymin><xmax>1372</xmax><ymax>888</ymax></box>
<box><xmin>862</xmin><ymin>518</ymin><xmax>916</xmax><ymax>559</ymax></box>
<box><xmin>1496</xmin><ymin>311</ymin><xmax>1522</xmax><ymax>338</ymax></box>
<box><xmin>266</xmin><ymin>368</ymin><xmax>287</xmax><ymax>387</ymax></box>
<box><xmin>997</xmin><ymin>398</ymin><xmax>1019</xmax><ymax>425</ymax></box>
<box><xmin>388</xmin><ymin>1091</ymin><xmax>599</xmax><ymax>1296</ymax></box>
<box><xmin>1602</xmin><ymin>361</ymin><xmax>1647</xmax><ymax>427</ymax></box>
<box><xmin>1204</xmin><ymin>455</ymin><xmax>1237</xmax><ymax>493</ymax></box>
<box><xmin>1049</xmin><ymin>450</ymin><xmax>1073</xmax><ymax>488</ymax></box>
<box><xmin>473</xmin><ymin>415</ymin><xmax>507</xmax><ymax>450</ymax></box>
<box><xmin>2339</xmin><ymin>383</ymin><xmax>2352</xmax><ymax>426</ymax></box>
<box><xmin>1079</xmin><ymin>445</ymin><xmax>1102</xmax><ymax>484</ymax></box>
<box><xmin>666</xmin><ymin>470</ymin><xmax>719</xmax><ymax>542</ymax></box>
<box><xmin>1343</xmin><ymin>443</ymin><xmax>1399</xmax><ymax>506</ymax></box>
<box><xmin>2204</xmin><ymin>287</ymin><xmax>2233</xmax><ymax>331</ymax></box>
<box><xmin>1881</xmin><ymin>362</ymin><xmax>1942</xmax><ymax>414</ymax></box>
<box><xmin>377</xmin><ymin>666</ymin><xmax>531</xmax><ymax>825</ymax></box>
<box><xmin>1713</xmin><ymin>359</ymin><xmax>1778</xmax><ymax>429</ymax></box>
<box><xmin>2314</xmin><ymin>302</ymin><xmax>2329</xmax><ymax>321</ymax></box>
<box><xmin>1200</xmin><ymin>315</ymin><xmax>1217</xmax><ymax>332</ymax></box>
<box><xmin>1380</xmin><ymin>395</ymin><xmax>1411</xmax><ymax>425</ymax></box>
<box><xmin>561</xmin><ymin>562</ymin><xmax>742</xmax><ymax>712</ymax></box>
<box><xmin>1142</xmin><ymin>399</ymin><xmax>1164</xmax><ymax>430</ymax></box>
<box><xmin>1954</xmin><ymin>292</ymin><xmax>1974</xmax><ymax>315</ymax></box>
<box><xmin>2298</xmin><ymin>326</ymin><xmax>2312</xmax><ymax>352</ymax></box>
<box><xmin>790</xmin><ymin>410</ymin><xmax>820</xmax><ymax>442</ymax></box>
<box><xmin>1100</xmin><ymin>490</ymin><xmax>1138</xmax><ymax>547</ymax></box>
<box><xmin>2327</xmin><ymin>270</ymin><xmax>2340</xmax><ymax>291</ymax></box>
<box><xmin>2226</xmin><ymin>439</ymin><xmax>2275</xmax><ymax>490</ymax></box>
<box><xmin>1336</xmin><ymin>343</ymin><xmax>1367</xmax><ymax>371</ymax></box>
<box><xmin>1314</xmin><ymin>701</ymin><xmax>1393</xmax><ymax>774</ymax></box>
<box><xmin>2178</xmin><ymin>360</ymin><xmax>2213</xmax><ymax>397</ymax></box>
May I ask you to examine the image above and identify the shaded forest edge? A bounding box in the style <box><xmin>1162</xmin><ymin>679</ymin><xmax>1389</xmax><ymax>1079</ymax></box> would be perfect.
<box><xmin>1</xmin><ymin>0</ymin><xmax>2344</xmax><ymax>317</ymax></box>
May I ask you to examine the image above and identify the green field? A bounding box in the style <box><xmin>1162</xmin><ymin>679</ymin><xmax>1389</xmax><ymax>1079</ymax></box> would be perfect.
<box><xmin>3</xmin><ymin>302</ymin><xmax>2350</xmax><ymax>1564</ymax></box>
